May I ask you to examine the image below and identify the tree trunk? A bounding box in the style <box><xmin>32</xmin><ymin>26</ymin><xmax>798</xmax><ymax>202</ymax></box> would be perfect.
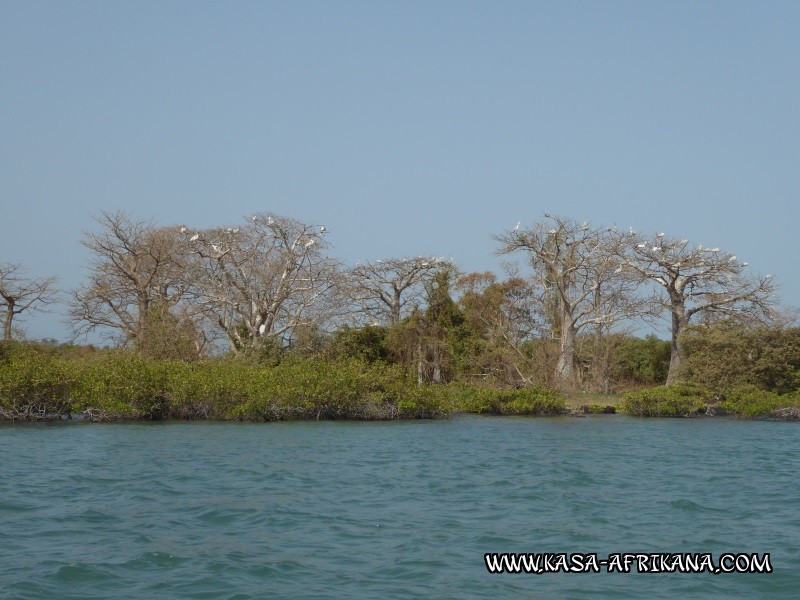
<box><xmin>138</xmin><ymin>294</ymin><xmax>149</xmax><ymax>349</ymax></box>
<box><xmin>416</xmin><ymin>340</ymin><xmax>424</xmax><ymax>385</ymax></box>
<box><xmin>432</xmin><ymin>342</ymin><xmax>442</xmax><ymax>383</ymax></box>
<box><xmin>555</xmin><ymin>322</ymin><xmax>577</xmax><ymax>386</ymax></box>
<box><xmin>390</xmin><ymin>289</ymin><xmax>402</xmax><ymax>325</ymax></box>
<box><xmin>3</xmin><ymin>302</ymin><xmax>13</xmax><ymax>340</ymax></box>
<box><xmin>666</xmin><ymin>308</ymin><xmax>689</xmax><ymax>385</ymax></box>
<box><xmin>592</xmin><ymin>324</ymin><xmax>609</xmax><ymax>393</ymax></box>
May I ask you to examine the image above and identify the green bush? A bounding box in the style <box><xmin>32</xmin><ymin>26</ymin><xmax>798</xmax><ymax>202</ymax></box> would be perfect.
<box><xmin>611</xmin><ymin>334</ymin><xmax>671</xmax><ymax>384</ymax></box>
<box><xmin>69</xmin><ymin>351</ymin><xmax>176</xmax><ymax>419</ymax></box>
<box><xmin>443</xmin><ymin>382</ymin><xmax>565</xmax><ymax>415</ymax></box>
<box><xmin>720</xmin><ymin>386</ymin><xmax>800</xmax><ymax>418</ymax></box>
<box><xmin>0</xmin><ymin>342</ymin><xmax>73</xmax><ymax>420</ymax></box>
<box><xmin>0</xmin><ymin>343</ymin><xmax>564</xmax><ymax>422</ymax></box>
<box><xmin>681</xmin><ymin>322</ymin><xmax>800</xmax><ymax>394</ymax></box>
<box><xmin>620</xmin><ymin>383</ymin><xmax>712</xmax><ymax>417</ymax></box>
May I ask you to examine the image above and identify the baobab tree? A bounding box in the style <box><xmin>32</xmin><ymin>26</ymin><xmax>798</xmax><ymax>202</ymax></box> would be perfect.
<box><xmin>0</xmin><ymin>263</ymin><xmax>58</xmax><ymax>340</ymax></box>
<box><xmin>622</xmin><ymin>232</ymin><xmax>776</xmax><ymax>384</ymax></box>
<box><xmin>70</xmin><ymin>211</ymin><xmax>190</xmax><ymax>350</ymax></box>
<box><xmin>494</xmin><ymin>215</ymin><xmax>639</xmax><ymax>387</ymax></box>
<box><xmin>346</xmin><ymin>256</ymin><xmax>451</xmax><ymax>326</ymax></box>
<box><xmin>182</xmin><ymin>213</ymin><xmax>340</xmax><ymax>353</ymax></box>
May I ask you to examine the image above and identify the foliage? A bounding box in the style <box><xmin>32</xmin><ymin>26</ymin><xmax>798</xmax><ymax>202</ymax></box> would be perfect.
<box><xmin>0</xmin><ymin>341</ymin><xmax>73</xmax><ymax>420</ymax></box>
<box><xmin>444</xmin><ymin>382</ymin><xmax>565</xmax><ymax>415</ymax></box>
<box><xmin>0</xmin><ymin>341</ymin><xmax>572</xmax><ymax>422</ymax></box>
<box><xmin>719</xmin><ymin>385</ymin><xmax>800</xmax><ymax>418</ymax></box>
<box><xmin>325</xmin><ymin>326</ymin><xmax>391</xmax><ymax>364</ymax></box>
<box><xmin>620</xmin><ymin>383</ymin><xmax>712</xmax><ymax>417</ymax></box>
<box><xmin>135</xmin><ymin>302</ymin><xmax>200</xmax><ymax>361</ymax></box>
<box><xmin>681</xmin><ymin>322</ymin><xmax>800</xmax><ymax>393</ymax></box>
<box><xmin>611</xmin><ymin>334</ymin><xmax>671</xmax><ymax>384</ymax></box>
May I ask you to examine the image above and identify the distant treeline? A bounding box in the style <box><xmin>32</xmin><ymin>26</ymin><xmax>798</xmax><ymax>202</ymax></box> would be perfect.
<box><xmin>2</xmin><ymin>320</ymin><xmax>800</xmax><ymax>422</ymax></box>
<box><xmin>0</xmin><ymin>211</ymin><xmax>781</xmax><ymax>392</ymax></box>
<box><xmin>2</xmin><ymin>209</ymin><xmax>798</xmax><ymax>423</ymax></box>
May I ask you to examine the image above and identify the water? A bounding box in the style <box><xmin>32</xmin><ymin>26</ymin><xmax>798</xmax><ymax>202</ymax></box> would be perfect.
<box><xmin>1</xmin><ymin>416</ymin><xmax>798</xmax><ymax>599</ymax></box>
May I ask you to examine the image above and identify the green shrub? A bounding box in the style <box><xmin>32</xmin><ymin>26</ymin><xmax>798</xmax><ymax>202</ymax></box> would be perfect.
<box><xmin>611</xmin><ymin>334</ymin><xmax>671</xmax><ymax>384</ymax></box>
<box><xmin>620</xmin><ymin>383</ymin><xmax>712</xmax><ymax>417</ymax></box>
<box><xmin>720</xmin><ymin>385</ymin><xmax>800</xmax><ymax>418</ymax></box>
<box><xmin>443</xmin><ymin>382</ymin><xmax>565</xmax><ymax>415</ymax></box>
<box><xmin>0</xmin><ymin>342</ymin><xmax>73</xmax><ymax>420</ymax></box>
<box><xmin>681</xmin><ymin>322</ymin><xmax>800</xmax><ymax>394</ymax></box>
<box><xmin>0</xmin><ymin>343</ymin><xmax>563</xmax><ymax>422</ymax></box>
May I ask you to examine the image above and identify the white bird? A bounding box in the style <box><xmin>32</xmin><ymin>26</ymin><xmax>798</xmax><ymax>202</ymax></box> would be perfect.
<box><xmin>180</xmin><ymin>226</ymin><xmax>187</xmax><ymax>234</ymax></box>
<box><xmin>582</xmin><ymin>221</ymin><xmax>589</xmax><ymax>230</ymax></box>
<box><xmin>672</xmin><ymin>263</ymin><xmax>681</xmax><ymax>269</ymax></box>
<box><xmin>657</xmin><ymin>232</ymin><xmax>665</xmax><ymax>238</ymax></box>
<box><xmin>513</xmin><ymin>221</ymin><xmax>521</xmax><ymax>232</ymax></box>
<box><xmin>729</xmin><ymin>255</ymin><xmax>737</xmax><ymax>262</ymax></box>
<box><xmin>320</xmin><ymin>226</ymin><xmax>326</xmax><ymax>233</ymax></box>
<box><xmin>629</xmin><ymin>227</ymin><xmax>636</xmax><ymax>235</ymax></box>
<box><xmin>614</xmin><ymin>266</ymin><xmax>623</xmax><ymax>274</ymax></box>
<box><xmin>711</xmin><ymin>247</ymin><xmax>719</xmax><ymax>252</ymax></box>
<box><xmin>232</xmin><ymin>228</ymin><xmax>239</xmax><ymax>233</ymax></box>
<box><xmin>548</xmin><ymin>228</ymin><xmax>557</xmax><ymax>234</ymax></box>
<box><xmin>636</xmin><ymin>243</ymin><xmax>646</xmax><ymax>248</ymax></box>
<box><xmin>212</xmin><ymin>244</ymin><xmax>220</xmax><ymax>253</ymax></box>
<box><xmin>190</xmin><ymin>233</ymin><xmax>199</xmax><ymax>242</ymax></box>
<box><xmin>652</xmin><ymin>246</ymin><xmax>662</xmax><ymax>252</ymax></box>
<box><xmin>742</xmin><ymin>262</ymin><xmax>748</xmax><ymax>266</ymax></box>
<box><xmin>304</xmin><ymin>239</ymin><xmax>315</xmax><ymax>248</ymax></box>
<box><xmin>259</xmin><ymin>323</ymin><xmax>266</xmax><ymax>335</ymax></box>
<box><xmin>267</xmin><ymin>216</ymin><xmax>274</xmax><ymax>225</ymax></box>
<box><xmin>544</xmin><ymin>212</ymin><xmax>551</xmax><ymax>218</ymax></box>
<box><xmin>252</xmin><ymin>215</ymin><xmax>257</xmax><ymax>222</ymax></box>
<box><xmin>680</xmin><ymin>239</ymin><xmax>688</xmax><ymax>244</ymax></box>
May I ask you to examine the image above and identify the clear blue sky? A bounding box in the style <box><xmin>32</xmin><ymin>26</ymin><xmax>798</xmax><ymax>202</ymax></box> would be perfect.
<box><xmin>2</xmin><ymin>1</ymin><xmax>798</xmax><ymax>342</ymax></box>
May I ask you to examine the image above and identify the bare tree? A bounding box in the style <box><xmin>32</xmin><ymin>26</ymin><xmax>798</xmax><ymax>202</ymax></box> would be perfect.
<box><xmin>621</xmin><ymin>232</ymin><xmax>777</xmax><ymax>384</ymax></box>
<box><xmin>0</xmin><ymin>263</ymin><xmax>58</xmax><ymax>340</ymax></box>
<box><xmin>182</xmin><ymin>213</ymin><xmax>340</xmax><ymax>353</ymax></box>
<box><xmin>494</xmin><ymin>215</ymin><xmax>639</xmax><ymax>387</ymax></box>
<box><xmin>346</xmin><ymin>257</ymin><xmax>451</xmax><ymax>326</ymax></box>
<box><xmin>70</xmin><ymin>211</ymin><xmax>189</xmax><ymax>350</ymax></box>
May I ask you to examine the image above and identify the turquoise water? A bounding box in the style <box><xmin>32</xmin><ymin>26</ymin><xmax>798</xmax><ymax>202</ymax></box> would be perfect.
<box><xmin>1</xmin><ymin>416</ymin><xmax>798</xmax><ymax>599</ymax></box>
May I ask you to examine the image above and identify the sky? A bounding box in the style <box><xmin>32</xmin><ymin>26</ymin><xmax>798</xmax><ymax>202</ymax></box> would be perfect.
<box><xmin>1</xmin><ymin>0</ymin><xmax>798</xmax><ymax>342</ymax></box>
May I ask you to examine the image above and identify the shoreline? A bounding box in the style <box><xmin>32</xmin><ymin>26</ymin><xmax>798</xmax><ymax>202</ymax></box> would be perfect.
<box><xmin>5</xmin><ymin>404</ymin><xmax>799</xmax><ymax>424</ymax></box>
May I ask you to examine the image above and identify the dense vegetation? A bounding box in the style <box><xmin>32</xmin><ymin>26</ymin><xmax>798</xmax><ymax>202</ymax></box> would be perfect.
<box><xmin>1</xmin><ymin>211</ymin><xmax>796</xmax><ymax>422</ymax></box>
<box><xmin>4</xmin><ymin>319</ymin><xmax>800</xmax><ymax>422</ymax></box>
<box><xmin>0</xmin><ymin>341</ymin><xmax>569</xmax><ymax>422</ymax></box>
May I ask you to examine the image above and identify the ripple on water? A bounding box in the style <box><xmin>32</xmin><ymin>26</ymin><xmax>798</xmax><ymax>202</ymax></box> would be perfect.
<box><xmin>1</xmin><ymin>417</ymin><xmax>798</xmax><ymax>599</ymax></box>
